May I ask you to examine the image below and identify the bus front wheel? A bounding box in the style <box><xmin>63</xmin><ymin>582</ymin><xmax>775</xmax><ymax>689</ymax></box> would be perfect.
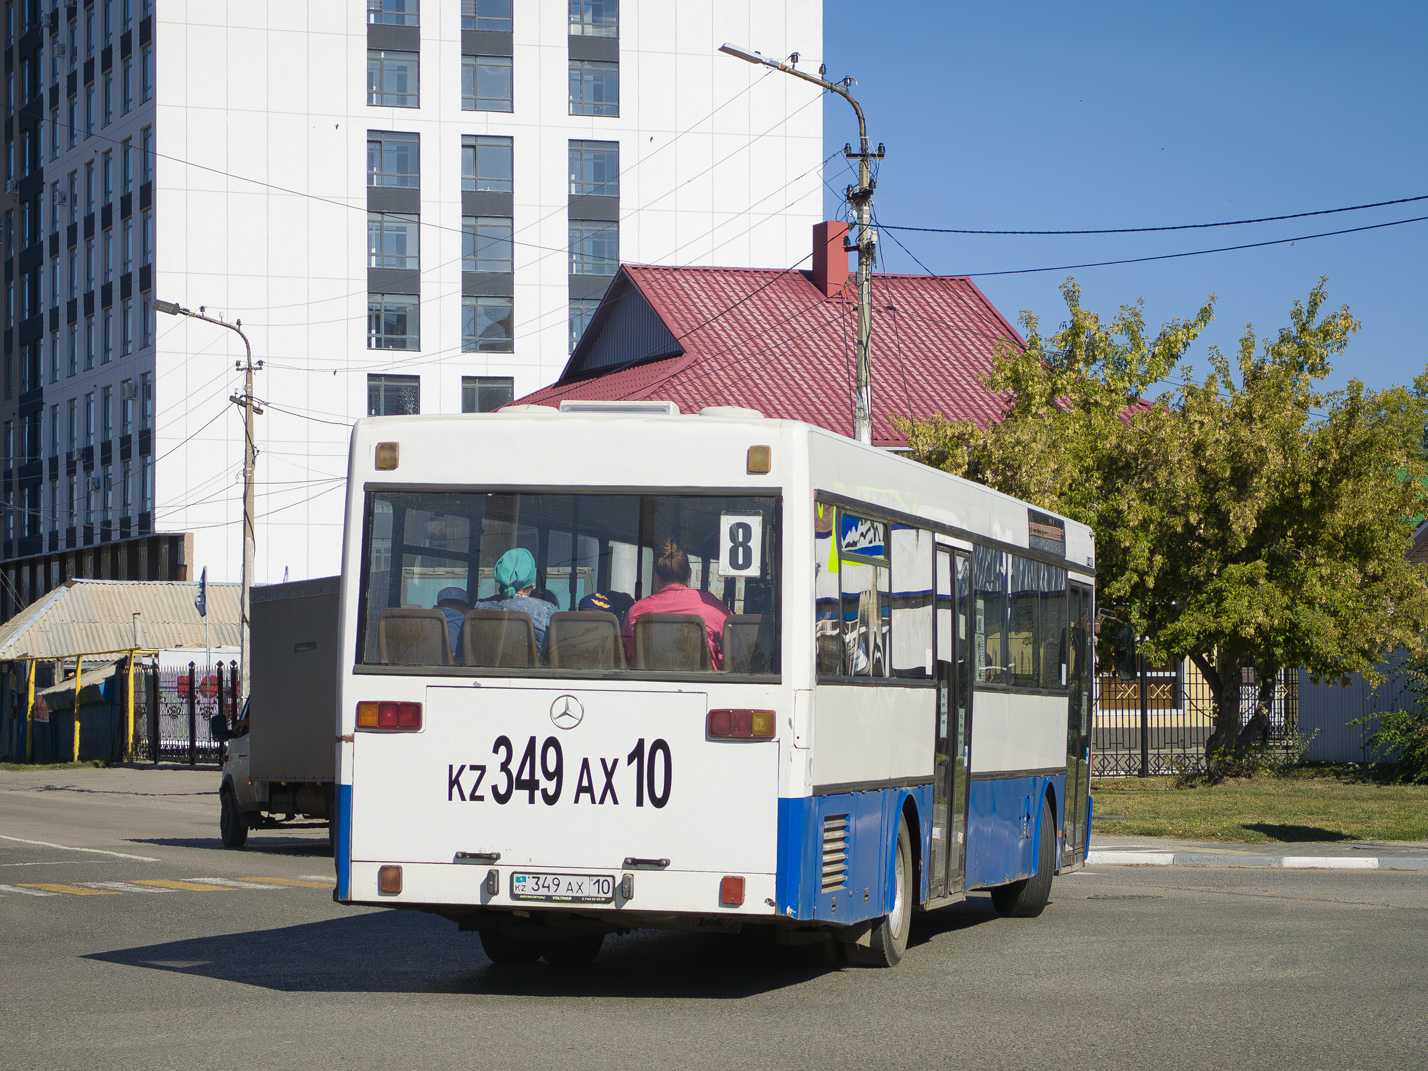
<box><xmin>843</xmin><ymin>815</ymin><xmax>912</xmax><ymax>968</ymax></box>
<box><xmin>990</xmin><ymin>796</ymin><xmax>1055</xmax><ymax>918</ymax></box>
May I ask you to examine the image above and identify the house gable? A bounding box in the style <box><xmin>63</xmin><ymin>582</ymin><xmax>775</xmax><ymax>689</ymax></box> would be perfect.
<box><xmin>563</xmin><ymin>272</ymin><xmax>683</xmax><ymax>380</ymax></box>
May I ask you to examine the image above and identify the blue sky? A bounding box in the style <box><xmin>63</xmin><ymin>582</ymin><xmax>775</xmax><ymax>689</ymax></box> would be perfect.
<box><xmin>818</xmin><ymin>0</ymin><xmax>1428</xmax><ymax>394</ymax></box>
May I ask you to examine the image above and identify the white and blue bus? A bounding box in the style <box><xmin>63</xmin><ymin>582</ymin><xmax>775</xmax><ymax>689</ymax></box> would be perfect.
<box><xmin>334</xmin><ymin>403</ymin><xmax>1095</xmax><ymax>967</ymax></box>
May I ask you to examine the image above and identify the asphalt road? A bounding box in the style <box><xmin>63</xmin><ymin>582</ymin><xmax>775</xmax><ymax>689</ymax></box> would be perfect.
<box><xmin>2</xmin><ymin>767</ymin><xmax>1425</xmax><ymax>1071</ymax></box>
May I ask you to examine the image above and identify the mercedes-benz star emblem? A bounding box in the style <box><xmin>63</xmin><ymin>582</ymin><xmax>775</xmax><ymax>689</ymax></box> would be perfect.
<box><xmin>550</xmin><ymin>695</ymin><xmax>584</xmax><ymax>730</ymax></box>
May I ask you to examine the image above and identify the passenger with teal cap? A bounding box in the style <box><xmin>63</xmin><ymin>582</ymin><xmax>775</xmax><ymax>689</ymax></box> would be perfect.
<box><xmin>478</xmin><ymin>547</ymin><xmax>556</xmax><ymax>654</ymax></box>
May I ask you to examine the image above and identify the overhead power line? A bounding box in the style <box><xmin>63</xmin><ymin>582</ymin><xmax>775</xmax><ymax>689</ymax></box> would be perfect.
<box><xmin>960</xmin><ymin>214</ymin><xmax>1428</xmax><ymax>278</ymax></box>
<box><xmin>880</xmin><ymin>193</ymin><xmax>1428</xmax><ymax>236</ymax></box>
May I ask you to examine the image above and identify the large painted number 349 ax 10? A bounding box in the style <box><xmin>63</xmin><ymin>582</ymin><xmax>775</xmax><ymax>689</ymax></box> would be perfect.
<box><xmin>447</xmin><ymin>735</ymin><xmax>673</xmax><ymax>809</ymax></box>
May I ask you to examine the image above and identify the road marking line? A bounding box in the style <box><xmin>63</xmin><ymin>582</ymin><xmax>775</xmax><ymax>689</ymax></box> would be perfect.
<box><xmin>240</xmin><ymin>876</ymin><xmax>333</xmax><ymax>888</ymax></box>
<box><xmin>20</xmin><ymin>883</ymin><xmax>122</xmax><ymax>895</ymax></box>
<box><xmin>0</xmin><ymin>883</ymin><xmax>58</xmax><ymax>896</ymax></box>
<box><xmin>298</xmin><ymin>874</ymin><xmax>338</xmax><ymax>882</ymax></box>
<box><xmin>182</xmin><ymin>877</ymin><xmax>284</xmax><ymax>889</ymax></box>
<box><xmin>77</xmin><ymin>881</ymin><xmax>177</xmax><ymax>894</ymax></box>
<box><xmin>0</xmin><ymin>834</ymin><xmax>157</xmax><ymax>862</ymax></box>
<box><xmin>129</xmin><ymin>879</ymin><xmax>236</xmax><ymax>892</ymax></box>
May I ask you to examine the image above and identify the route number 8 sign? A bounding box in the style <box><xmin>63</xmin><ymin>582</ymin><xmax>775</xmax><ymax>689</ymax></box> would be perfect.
<box><xmin>718</xmin><ymin>513</ymin><xmax>764</xmax><ymax>577</ymax></box>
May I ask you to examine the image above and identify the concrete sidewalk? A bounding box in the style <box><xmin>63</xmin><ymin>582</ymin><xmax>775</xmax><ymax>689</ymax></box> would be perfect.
<box><xmin>1088</xmin><ymin>833</ymin><xmax>1428</xmax><ymax>871</ymax></box>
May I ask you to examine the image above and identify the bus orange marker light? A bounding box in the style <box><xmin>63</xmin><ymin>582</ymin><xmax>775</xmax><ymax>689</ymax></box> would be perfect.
<box><xmin>378</xmin><ymin>865</ymin><xmax>403</xmax><ymax>895</ymax></box>
<box><xmin>746</xmin><ymin>445</ymin><xmax>771</xmax><ymax>474</ymax></box>
<box><xmin>707</xmin><ymin>709</ymin><xmax>775</xmax><ymax>740</ymax></box>
<box><xmin>357</xmin><ymin>701</ymin><xmax>422</xmax><ymax>731</ymax></box>
<box><xmin>375</xmin><ymin>442</ymin><xmax>399</xmax><ymax>470</ymax></box>
<box><xmin>719</xmin><ymin>876</ymin><xmax>745</xmax><ymax>907</ymax></box>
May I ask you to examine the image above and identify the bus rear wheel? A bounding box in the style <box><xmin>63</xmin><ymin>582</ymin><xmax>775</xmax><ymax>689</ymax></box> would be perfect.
<box><xmin>479</xmin><ymin>927</ymin><xmax>540</xmax><ymax>966</ymax></box>
<box><xmin>843</xmin><ymin>815</ymin><xmax>912</xmax><ymax>968</ymax></box>
<box><xmin>542</xmin><ymin>932</ymin><xmax>604</xmax><ymax>968</ymax></box>
<box><xmin>990</xmin><ymin>796</ymin><xmax>1055</xmax><ymax>918</ymax></box>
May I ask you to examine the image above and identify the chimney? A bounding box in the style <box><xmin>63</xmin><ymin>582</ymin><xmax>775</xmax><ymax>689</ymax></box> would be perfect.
<box><xmin>811</xmin><ymin>221</ymin><xmax>850</xmax><ymax>298</ymax></box>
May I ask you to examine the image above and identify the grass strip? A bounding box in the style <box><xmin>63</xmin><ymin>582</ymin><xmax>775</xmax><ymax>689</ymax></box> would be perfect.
<box><xmin>1091</xmin><ymin>768</ymin><xmax>1428</xmax><ymax>843</ymax></box>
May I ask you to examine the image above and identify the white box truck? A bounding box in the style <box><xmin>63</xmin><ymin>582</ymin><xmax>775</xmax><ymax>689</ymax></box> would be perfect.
<box><xmin>216</xmin><ymin>577</ymin><xmax>339</xmax><ymax>849</ymax></box>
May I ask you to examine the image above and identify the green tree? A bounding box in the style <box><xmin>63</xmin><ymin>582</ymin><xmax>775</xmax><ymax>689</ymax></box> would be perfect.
<box><xmin>902</xmin><ymin>280</ymin><xmax>1428</xmax><ymax>768</ymax></box>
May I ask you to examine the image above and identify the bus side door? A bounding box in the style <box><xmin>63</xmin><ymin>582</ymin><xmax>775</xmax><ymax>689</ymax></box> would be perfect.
<box><xmin>930</xmin><ymin>546</ymin><xmax>972</xmax><ymax>900</ymax></box>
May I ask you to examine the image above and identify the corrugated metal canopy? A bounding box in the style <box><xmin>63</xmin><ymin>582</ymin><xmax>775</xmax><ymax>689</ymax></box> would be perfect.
<box><xmin>0</xmin><ymin>580</ymin><xmax>241</xmax><ymax>661</ymax></box>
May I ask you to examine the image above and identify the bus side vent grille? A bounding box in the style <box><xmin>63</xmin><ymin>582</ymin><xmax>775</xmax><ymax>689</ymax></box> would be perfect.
<box><xmin>821</xmin><ymin>815</ymin><xmax>849</xmax><ymax>891</ymax></box>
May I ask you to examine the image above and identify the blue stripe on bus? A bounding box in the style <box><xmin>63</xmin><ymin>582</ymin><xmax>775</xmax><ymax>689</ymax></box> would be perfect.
<box><xmin>776</xmin><ymin>784</ymin><xmax>933</xmax><ymax>926</ymax></box>
<box><xmin>336</xmin><ymin>783</ymin><xmax>353</xmax><ymax>901</ymax></box>
<box><xmin>965</xmin><ymin>773</ymin><xmax>1065</xmax><ymax>891</ymax></box>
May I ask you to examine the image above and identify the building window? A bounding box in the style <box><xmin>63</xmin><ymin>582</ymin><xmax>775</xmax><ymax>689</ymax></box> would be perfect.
<box><xmin>463</xmin><ymin>0</ymin><xmax>510</xmax><ymax>31</ymax></box>
<box><xmin>67</xmin><ymin>94</ymin><xmax>77</xmax><ymax>147</ymax></box>
<box><xmin>103</xmin><ymin>71</ymin><xmax>113</xmax><ymax>125</ymax></box>
<box><xmin>140</xmin><ymin>371</ymin><xmax>152</xmax><ymax>429</ymax></box>
<box><xmin>463</xmin><ymin>55</ymin><xmax>512</xmax><ymax>112</ymax></box>
<box><xmin>368</xmin><ymin>50</ymin><xmax>419</xmax><ymax>108</ymax></box>
<box><xmin>84</xmin><ymin>391</ymin><xmax>95</xmax><ymax>446</ymax></box>
<box><xmin>367</xmin><ymin>212</ymin><xmax>420</xmax><ymax>269</ymax></box>
<box><xmin>462</xmin><ymin>216</ymin><xmax>513</xmax><ymax>273</ymax></box>
<box><xmin>121</xmin><ymin>138</ymin><xmax>133</xmax><ymax>192</ymax></box>
<box><xmin>367</xmin><ymin>295</ymin><xmax>419</xmax><ymax>350</ymax></box>
<box><xmin>367</xmin><ymin>0</ymin><xmax>418</xmax><ymax>26</ymax></box>
<box><xmin>367</xmin><ymin>130</ymin><xmax>419</xmax><ymax>188</ymax></box>
<box><xmin>141</xmin><ymin>126</ymin><xmax>153</xmax><ymax>183</ymax></box>
<box><xmin>569</xmin><ymin>60</ymin><xmax>618</xmax><ymax>116</ymax></box>
<box><xmin>569</xmin><ymin>140</ymin><xmax>619</xmax><ymax>196</ymax></box>
<box><xmin>569</xmin><ymin>297</ymin><xmax>600</xmax><ymax>352</ymax></box>
<box><xmin>461</xmin><ymin>135</ymin><xmax>512</xmax><ymax>192</ymax></box>
<box><xmin>121</xmin><ymin>299</ymin><xmax>133</xmax><ymax>355</ymax></box>
<box><xmin>121</xmin><ymin>460</ymin><xmax>131</xmax><ymax>516</ymax></box>
<box><xmin>84</xmin><ymin>314</ymin><xmax>95</xmax><ymax>369</ymax></box>
<box><xmin>141</xmin><ymin>457</ymin><xmax>152</xmax><ymax>513</ymax></box>
<box><xmin>102</xmin><ymin>309</ymin><xmax>113</xmax><ymax>363</ymax></box>
<box><xmin>462</xmin><ymin>376</ymin><xmax>514</xmax><ymax>413</ymax></box>
<box><xmin>102</xmin><ymin>228</ymin><xmax>113</xmax><ymax>283</ymax></box>
<box><xmin>121</xmin><ymin>379</ymin><xmax>134</xmax><ymax>434</ymax></box>
<box><xmin>85</xmin><ymin>84</ymin><xmax>94</xmax><ymax>135</ymax></box>
<box><xmin>141</xmin><ymin>209</ymin><xmax>152</xmax><ymax>264</ymax></box>
<box><xmin>122</xmin><ymin>219</ymin><xmax>133</xmax><ymax>273</ymax></box>
<box><xmin>367</xmin><ymin>374</ymin><xmax>421</xmax><ymax>416</ymax></box>
<box><xmin>569</xmin><ymin>220</ymin><xmax>618</xmax><ymax>275</ymax></box>
<box><xmin>101</xmin><ymin>386</ymin><xmax>113</xmax><ymax>440</ymax></box>
<box><xmin>67</xmin><ymin>326</ymin><xmax>77</xmax><ymax>377</ymax></box>
<box><xmin>569</xmin><ymin>0</ymin><xmax>618</xmax><ymax>37</ymax></box>
<box><xmin>140</xmin><ymin>45</ymin><xmax>152</xmax><ymax>101</ymax></box>
<box><xmin>122</xmin><ymin>58</ymin><xmax>132</xmax><ymax>113</ymax></box>
<box><xmin>462</xmin><ymin>297</ymin><xmax>513</xmax><ymax>353</ymax></box>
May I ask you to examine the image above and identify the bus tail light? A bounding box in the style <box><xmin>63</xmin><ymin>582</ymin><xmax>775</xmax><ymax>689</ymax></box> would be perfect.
<box><xmin>357</xmin><ymin>701</ymin><xmax>423</xmax><ymax>731</ymax></box>
<box><xmin>719</xmin><ymin>876</ymin><xmax>745</xmax><ymax>907</ymax></box>
<box><xmin>707</xmin><ymin>709</ymin><xmax>775</xmax><ymax>740</ymax></box>
<box><xmin>378</xmin><ymin>865</ymin><xmax>403</xmax><ymax>894</ymax></box>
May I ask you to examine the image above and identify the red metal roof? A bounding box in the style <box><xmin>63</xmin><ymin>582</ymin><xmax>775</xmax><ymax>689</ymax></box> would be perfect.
<box><xmin>518</xmin><ymin>264</ymin><xmax>1025</xmax><ymax>448</ymax></box>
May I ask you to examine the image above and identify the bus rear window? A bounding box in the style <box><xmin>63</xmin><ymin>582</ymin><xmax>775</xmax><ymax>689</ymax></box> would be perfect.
<box><xmin>357</xmin><ymin>490</ymin><xmax>780</xmax><ymax>678</ymax></box>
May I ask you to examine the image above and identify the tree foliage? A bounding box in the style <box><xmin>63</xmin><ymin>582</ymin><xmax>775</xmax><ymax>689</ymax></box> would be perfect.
<box><xmin>901</xmin><ymin>279</ymin><xmax>1428</xmax><ymax>765</ymax></box>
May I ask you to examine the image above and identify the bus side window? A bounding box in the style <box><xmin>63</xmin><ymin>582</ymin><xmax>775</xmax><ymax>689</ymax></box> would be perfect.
<box><xmin>972</xmin><ymin>546</ymin><xmax>1006</xmax><ymax>684</ymax></box>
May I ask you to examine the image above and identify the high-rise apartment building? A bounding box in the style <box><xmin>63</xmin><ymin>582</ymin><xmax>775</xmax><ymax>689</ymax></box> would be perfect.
<box><xmin>0</xmin><ymin>0</ymin><xmax>823</xmax><ymax>614</ymax></box>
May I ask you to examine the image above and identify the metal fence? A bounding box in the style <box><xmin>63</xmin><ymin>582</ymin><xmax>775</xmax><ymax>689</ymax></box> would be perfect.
<box><xmin>1093</xmin><ymin>664</ymin><xmax>1299</xmax><ymax>777</ymax></box>
<box><xmin>141</xmin><ymin>657</ymin><xmax>240</xmax><ymax>765</ymax></box>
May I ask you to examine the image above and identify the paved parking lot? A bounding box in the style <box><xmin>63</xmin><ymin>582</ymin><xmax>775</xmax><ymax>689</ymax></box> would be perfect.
<box><xmin>2</xmin><ymin>766</ymin><xmax>1425</xmax><ymax>1070</ymax></box>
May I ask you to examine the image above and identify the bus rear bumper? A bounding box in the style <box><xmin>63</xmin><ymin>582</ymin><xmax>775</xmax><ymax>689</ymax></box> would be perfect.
<box><xmin>343</xmin><ymin>860</ymin><xmax>778</xmax><ymax>920</ymax></box>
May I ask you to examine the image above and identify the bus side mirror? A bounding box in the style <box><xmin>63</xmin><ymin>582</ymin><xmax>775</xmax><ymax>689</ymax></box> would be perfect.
<box><xmin>1114</xmin><ymin>627</ymin><xmax>1137</xmax><ymax>681</ymax></box>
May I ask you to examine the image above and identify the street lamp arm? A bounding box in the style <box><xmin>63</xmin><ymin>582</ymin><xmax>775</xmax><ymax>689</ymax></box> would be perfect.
<box><xmin>718</xmin><ymin>44</ymin><xmax>868</xmax><ymax>152</ymax></box>
<box><xmin>153</xmin><ymin>301</ymin><xmax>251</xmax><ymax>361</ymax></box>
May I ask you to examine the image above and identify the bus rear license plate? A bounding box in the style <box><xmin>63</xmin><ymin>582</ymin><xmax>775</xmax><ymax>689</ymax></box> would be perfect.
<box><xmin>509</xmin><ymin>872</ymin><xmax>616</xmax><ymax>904</ymax></box>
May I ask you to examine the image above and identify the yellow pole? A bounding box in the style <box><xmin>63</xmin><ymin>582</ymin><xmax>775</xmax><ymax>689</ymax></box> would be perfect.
<box><xmin>24</xmin><ymin>658</ymin><xmax>35</xmax><ymax>763</ymax></box>
<box><xmin>125</xmin><ymin>650</ymin><xmax>136</xmax><ymax>763</ymax></box>
<box><xmin>72</xmin><ymin>655</ymin><xmax>83</xmax><ymax>763</ymax></box>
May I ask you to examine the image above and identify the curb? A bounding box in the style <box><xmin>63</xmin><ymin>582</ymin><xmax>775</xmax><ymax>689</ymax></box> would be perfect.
<box><xmin>1087</xmin><ymin>850</ymin><xmax>1428</xmax><ymax>871</ymax></box>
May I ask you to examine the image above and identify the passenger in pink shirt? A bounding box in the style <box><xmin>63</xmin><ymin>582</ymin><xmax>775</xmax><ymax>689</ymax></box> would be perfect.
<box><xmin>623</xmin><ymin>540</ymin><xmax>732</xmax><ymax>668</ymax></box>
